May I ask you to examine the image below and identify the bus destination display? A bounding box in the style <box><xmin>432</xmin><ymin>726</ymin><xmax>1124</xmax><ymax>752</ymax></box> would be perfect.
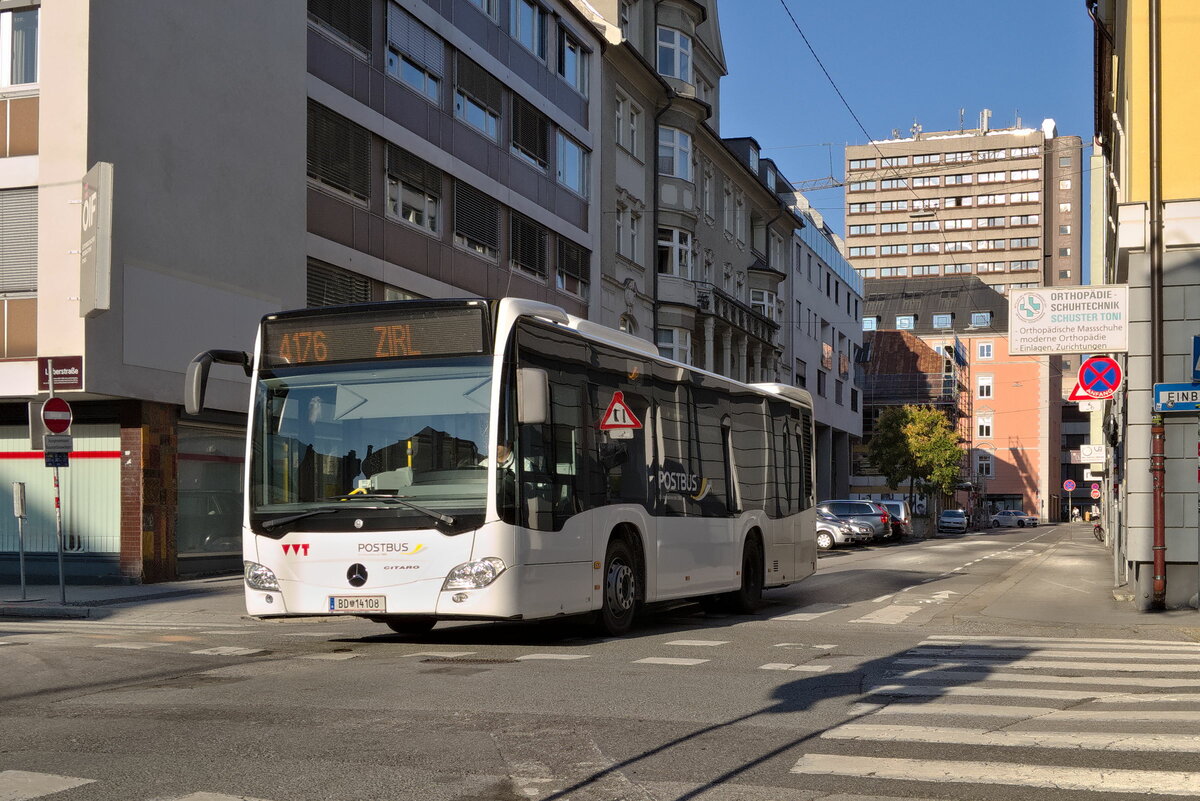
<box><xmin>263</xmin><ymin>307</ymin><xmax>486</xmax><ymax>367</ymax></box>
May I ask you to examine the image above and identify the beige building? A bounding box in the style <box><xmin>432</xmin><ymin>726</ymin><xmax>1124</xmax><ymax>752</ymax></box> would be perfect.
<box><xmin>844</xmin><ymin>117</ymin><xmax>1083</xmax><ymax>295</ymax></box>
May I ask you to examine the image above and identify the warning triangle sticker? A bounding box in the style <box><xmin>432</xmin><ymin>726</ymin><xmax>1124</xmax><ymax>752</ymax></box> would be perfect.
<box><xmin>599</xmin><ymin>391</ymin><xmax>643</xmax><ymax>430</ymax></box>
<box><xmin>1068</xmin><ymin>382</ymin><xmax>1113</xmax><ymax>401</ymax></box>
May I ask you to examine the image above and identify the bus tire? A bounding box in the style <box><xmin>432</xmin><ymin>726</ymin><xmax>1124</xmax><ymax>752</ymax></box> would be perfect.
<box><xmin>382</xmin><ymin>617</ymin><xmax>436</xmax><ymax>636</ymax></box>
<box><xmin>728</xmin><ymin>536</ymin><xmax>764</xmax><ymax>614</ymax></box>
<box><xmin>598</xmin><ymin>538</ymin><xmax>638</xmax><ymax>636</ymax></box>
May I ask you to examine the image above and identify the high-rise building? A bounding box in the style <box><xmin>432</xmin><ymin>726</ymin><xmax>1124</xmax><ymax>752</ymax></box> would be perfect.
<box><xmin>843</xmin><ymin>117</ymin><xmax>1083</xmax><ymax>295</ymax></box>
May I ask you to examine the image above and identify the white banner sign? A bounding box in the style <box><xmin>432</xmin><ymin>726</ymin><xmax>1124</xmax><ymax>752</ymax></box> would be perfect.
<box><xmin>1080</xmin><ymin>443</ymin><xmax>1106</xmax><ymax>463</ymax></box>
<box><xmin>1009</xmin><ymin>285</ymin><xmax>1129</xmax><ymax>355</ymax></box>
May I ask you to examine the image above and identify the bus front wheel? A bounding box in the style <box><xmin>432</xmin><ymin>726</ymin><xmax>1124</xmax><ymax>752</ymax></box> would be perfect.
<box><xmin>598</xmin><ymin>538</ymin><xmax>638</xmax><ymax>636</ymax></box>
<box><xmin>728</xmin><ymin>537</ymin><xmax>764</xmax><ymax>614</ymax></box>
<box><xmin>381</xmin><ymin>617</ymin><xmax>436</xmax><ymax>636</ymax></box>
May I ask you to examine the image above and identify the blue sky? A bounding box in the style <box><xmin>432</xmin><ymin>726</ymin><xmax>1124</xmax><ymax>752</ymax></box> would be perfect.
<box><xmin>715</xmin><ymin>0</ymin><xmax>1096</xmax><ymax>237</ymax></box>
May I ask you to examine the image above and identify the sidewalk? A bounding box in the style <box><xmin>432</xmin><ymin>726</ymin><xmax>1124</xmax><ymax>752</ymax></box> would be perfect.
<box><xmin>0</xmin><ymin>573</ymin><xmax>243</xmax><ymax>620</ymax></box>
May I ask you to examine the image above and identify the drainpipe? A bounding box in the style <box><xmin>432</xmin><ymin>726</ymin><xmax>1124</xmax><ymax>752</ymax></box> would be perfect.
<box><xmin>1149</xmin><ymin>0</ymin><xmax>1166</xmax><ymax>608</ymax></box>
<box><xmin>652</xmin><ymin>94</ymin><xmax>673</xmax><ymax>350</ymax></box>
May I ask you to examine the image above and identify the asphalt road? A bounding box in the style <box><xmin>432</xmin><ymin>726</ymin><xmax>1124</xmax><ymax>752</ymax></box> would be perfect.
<box><xmin>3</xmin><ymin>523</ymin><xmax>1200</xmax><ymax>801</ymax></box>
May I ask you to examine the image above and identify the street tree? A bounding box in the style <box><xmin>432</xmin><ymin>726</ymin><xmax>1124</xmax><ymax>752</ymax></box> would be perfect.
<box><xmin>867</xmin><ymin>404</ymin><xmax>963</xmax><ymax>510</ymax></box>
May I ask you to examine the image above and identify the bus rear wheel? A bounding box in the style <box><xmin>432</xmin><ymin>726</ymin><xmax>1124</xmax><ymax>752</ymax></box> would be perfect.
<box><xmin>727</xmin><ymin>537</ymin><xmax>764</xmax><ymax>614</ymax></box>
<box><xmin>598</xmin><ymin>538</ymin><xmax>638</xmax><ymax>636</ymax></box>
<box><xmin>381</xmin><ymin>617</ymin><xmax>436</xmax><ymax>636</ymax></box>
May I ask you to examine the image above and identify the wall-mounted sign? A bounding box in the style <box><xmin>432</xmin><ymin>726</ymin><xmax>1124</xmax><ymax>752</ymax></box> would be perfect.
<box><xmin>37</xmin><ymin>356</ymin><xmax>83</xmax><ymax>392</ymax></box>
<box><xmin>1009</xmin><ymin>285</ymin><xmax>1129</xmax><ymax>355</ymax></box>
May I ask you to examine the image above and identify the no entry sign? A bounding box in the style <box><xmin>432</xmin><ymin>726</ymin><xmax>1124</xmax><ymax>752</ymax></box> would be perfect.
<box><xmin>42</xmin><ymin>397</ymin><xmax>73</xmax><ymax>434</ymax></box>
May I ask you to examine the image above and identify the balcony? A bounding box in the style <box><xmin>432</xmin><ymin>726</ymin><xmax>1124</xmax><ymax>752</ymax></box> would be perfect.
<box><xmin>694</xmin><ymin>281</ymin><xmax>777</xmax><ymax>342</ymax></box>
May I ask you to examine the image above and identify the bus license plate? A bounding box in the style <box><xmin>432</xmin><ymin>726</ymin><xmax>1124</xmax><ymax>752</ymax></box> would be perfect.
<box><xmin>328</xmin><ymin>595</ymin><xmax>386</xmax><ymax>613</ymax></box>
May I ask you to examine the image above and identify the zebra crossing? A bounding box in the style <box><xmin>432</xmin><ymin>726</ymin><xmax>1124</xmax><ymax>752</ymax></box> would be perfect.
<box><xmin>0</xmin><ymin>772</ymin><xmax>275</xmax><ymax>801</ymax></box>
<box><xmin>790</xmin><ymin>633</ymin><xmax>1200</xmax><ymax>797</ymax></box>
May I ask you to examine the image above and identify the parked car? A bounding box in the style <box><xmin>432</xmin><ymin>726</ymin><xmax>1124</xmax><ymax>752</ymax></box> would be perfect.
<box><xmin>815</xmin><ymin>509</ymin><xmax>871</xmax><ymax>550</ymax></box>
<box><xmin>879</xmin><ymin>499</ymin><xmax>913</xmax><ymax>540</ymax></box>
<box><xmin>991</xmin><ymin>509</ymin><xmax>1039</xmax><ymax>528</ymax></box>
<box><xmin>817</xmin><ymin>500</ymin><xmax>891</xmax><ymax>541</ymax></box>
<box><xmin>937</xmin><ymin>508</ymin><xmax>968</xmax><ymax>534</ymax></box>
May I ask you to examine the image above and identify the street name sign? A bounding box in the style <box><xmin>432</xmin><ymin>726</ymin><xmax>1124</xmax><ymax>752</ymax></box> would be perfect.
<box><xmin>1153</xmin><ymin>383</ymin><xmax>1200</xmax><ymax>412</ymax></box>
<box><xmin>1009</xmin><ymin>285</ymin><xmax>1129</xmax><ymax>355</ymax></box>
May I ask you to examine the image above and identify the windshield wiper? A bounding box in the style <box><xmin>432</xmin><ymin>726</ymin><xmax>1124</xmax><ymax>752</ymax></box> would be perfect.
<box><xmin>261</xmin><ymin>508</ymin><xmax>338</xmax><ymax>531</ymax></box>
<box><xmin>325</xmin><ymin>494</ymin><xmax>457</xmax><ymax>527</ymax></box>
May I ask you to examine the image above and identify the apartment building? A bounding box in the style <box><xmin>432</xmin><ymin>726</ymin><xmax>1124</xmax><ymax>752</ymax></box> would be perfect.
<box><xmin>0</xmin><ymin>0</ymin><xmax>606</xmax><ymax>582</ymax></box>
<box><xmin>782</xmin><ymin>197</ymin><xmax>862</xmax><ymax>501</ymax></box>
<box><xmin>859</xmin><ymin>277</ymin><xmax>1062</xmax><ymax>520</ymax></box>
<box><xmin>844</xmin><ymin>118</ymin><xmax>1083</xmax><ymax>295</ymax></box>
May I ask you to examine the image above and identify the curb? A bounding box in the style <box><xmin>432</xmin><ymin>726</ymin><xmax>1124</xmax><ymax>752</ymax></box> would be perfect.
<box><xmin>0</xmin><ymin>603</ymin><xmax>99</xmax><ymax>619</ymax></box>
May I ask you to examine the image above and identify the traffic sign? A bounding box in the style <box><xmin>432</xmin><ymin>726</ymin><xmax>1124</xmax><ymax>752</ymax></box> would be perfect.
<box><xmin>1193</xmin><ymin>335</ymin><xmax>1200</xmax><ymax>382</ymax></box>
<box><xmin>44</xmin><ymin>452</ymin><xmax>68</xmax><ymax>468</ymax></box>
<box><xmin>41</xmin><ymin>397</ymin><xmax>72</xmax><ymax>434</ymax></box>
<box><xmin>1091</xmin><ymin>488</ymin><xmax>1102</xmax><ymax>499</ymax></box>
<box><xmin>1076</xmin><ymin>356</ymin><xmax>1123</xmax><ymax>400</ymax></box>
<box><xmin>1063</xmin><ymin>479</ymin><xmax>1076</xmax><ymax>492</ymax></box>
<box><xmin>1153</xmin><ymin>382</ymin><xmax>1200</xmax><ymax>412</ymax></box>
<box><xmin>1091</xmin><ymin>483</ymin><xmax>1100</xmax><ymax>491</ymax></box>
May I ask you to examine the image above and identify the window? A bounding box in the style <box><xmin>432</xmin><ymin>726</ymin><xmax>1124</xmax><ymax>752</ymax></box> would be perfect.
<box><xmin>453</xmin><ymin>181</ymin><xmax>499</xmax><ymax>259</ymax></box>
<box><xmin>467</xmin><ymin>0</ymin><xmax>496</xmax><ymax>15</ymax></box>
<box><xmin>975</xmin><ymin>448</ymin><xmax>993</xmax><ymax>477</ymax></box>
<box><xmin>1059</xmin><ymin>224</ymin><xmax>1071</xmax><ymax>235</ymax></box>
<box><xmin>702</xmin><ymin>162</ymin><xmax>714</xmax><ymax>217</ymax></box>
<box><xmin>911</xmin><ymin>176</ymin><xmax>940</xmax><ymax>187</ymax></box>
<box><xmin>1009</xmin><ymin>237</ymin><xmax>1039</xmax><ymax>249</ymax></box>
<box><xmin>511</xmin><ymin>96</ymin><xmax>549</xmax><ymax>168</ymax></box>
<box><xmin>750</xmin><ymin>289</ymin><xmax>777</xmax><ymax>321</ymax></box>
<box><xmin>944</xmin><ymin>151</ymin><xmax>972</xmax><ymax>163</ymax></box>
<box><xmin>307</xmin><ymin>100</ymin><xmax>371</xmax><ymax>201</ymax></box>
<box><xmin>971</xmin><ymin>311</ymin><xmax>991</xmax><ymax>327</ymax></box>
<box><xmin>618</xmin><ymin>0</ymin><xmax>638</xmax><ymax>40</ymax></box>
<box><xmin>385</xmin><ymin>7</ymin><xmax>443</xmax><ymax>102</ymax></box>
<box><xmin>977</xmin><ymin>415</ymin><xmax>993</xmax><ymax>438</ymax></box>
<box><xmin>1011</xmin><ymin>169</ymin><xmax>1039</xmax><ymax>181</ymax></box>
<box><xmin>1010</xmin><ymin>191</ymin><xmax>1040</xmax><ymax>202</ymax></box>
<box><xmin>881</xmin><ymin>156</ymin><xmax>907</xmax><ymax>167</ymax></box>
<box><xmin>862</xmin><ymin>316</ymin><xmax>878</xmax><ymax>331</ymax></box>
<box><xmin>912</xmin><ymin>242</ymin><xmax>940</xmax><ymax>254</ymax></box>
<box><xmin>945</xmin><ymin>174</ymin><xmax>972</xmax><ymax>185</ymax></box>
<box><xmin>848</xmin><ymin>224</ymin><xmax>876</xmax><ymax>236</ymax></box>
<box><xmin>858</xmin><ymin>268</ymin><xmax>877</xmax><ymax>278</ymax></box>
<box><xmin>848</xmin><ymin>181</ymin><xmax>877</xmax><ymax>191</ymax></box>
<box><xmin>1059</xmin><ymin>269</ymin><xmax>1072</xmax><ymax>279</ymax></box>
<box><xmin>880</xmin><ymin>244</ymin><xmax>907</xmax><ymax>255</ymax></box>
<box><xmin>835</xmin><ymin>379</ymin><xmax>844</xmax><ymax>405</ymax></box>
<box><xmin>942</xmin><ymin>219</ymin><xmax>969</xmax><ymax>230</ymax></box>
<box><xmin>1012</xmin><ymin>146</ymin><xmax>1039</xmax><ymax>157</ymax></box>
<box><xmin>944</xmin><ymin>196</ymin><xmax>974</xmax><ymax>208</ymax></box>
<box><xmin>556</xmin><ymin>132</ymin><xmax>588</xmax><ymax>194</ymax></box>
<box><xmin>817</xmin><ymin>370</ymin><xmax>827</xmax><ymax>397</ymax></box>
<box><xmin>510</xmin><ymin>213</ymin><xmax>548</xmax><ymax>277</ymax></box>
<box><xmin>880</xmin><ymin>222</ymin><xmax>907</xmax><ymax>234</ymax></box>
<box><xmin>6</xmin><ymin>7</ymin><xmax>35</xmax><ymax>83</ymax></box>
<box><xmin>977</xmin><ymin>374</ymin><xmax>993</xmax><ymax>398</ymax></box>
<box><xmin>794</xmin><ymin>359</ymin><xmax>807</xmax><ymax>388</ymax></box>
<box><xmin>309</xmin><ymin>0</ymin><xmax>370</xmax><ymax>51</ymax></box>
<box><xmin>977</xmin><ymin>194</ymin><xmax>1006</xmax><ymax>206</ymax></box>
<box><xmin>912</xmin><ymin>264</ymin><xmax>939</xmax><ymax>276</ymax></box>
<box><xmin>977</xmin><ymin>341</ymin><xmax>993</xmax><ymax>359</ymax></box>
<box><xmin>658</xmin><ymin>127</ymin><xmax>692</xmax><ymax>181</ymax></box>
<box><xmin>512</xmin><ymin>0</ymin><xmax>547</xmax><ymax>58</ymax></box>
<box><xmin>748</xmin><ymin>146</ymin><xmax>759</xmax><ymax>175</ymax></box>
<box><xmin>1059</xmin><ymin>202</ymin><xmax>1072</xmax><ymax>213</ymax></box>
<box><xmin>977</xmin><ymin>239</ymin><xmax>1006</xmax><ymax>251</ymax></box>
<box><xmin>945</xmin><ymin>241</ymin><xmax>972</xmax><ymax>252</ymax></box>
<box><xmin>454</xmin><ymin>55</ymin><xmax>501</xmax><ymax>140</ymax></box>
<box><xmin>619</xmin><ymin>313</ymin><xmax>637</xmax><ymax>334</ymax></box>
<box><xmin>615</xmin><ymin>91</ymin><xmax>642</xmax><ymax>157</ymax></box>
<box><xmin>1059</xmin><ymin>247</ymin><xmax>1071</xmax><ymax>257</ymax></box>
<box><xmin>944</xmin><ymin>263</ymin><xmax>972</xmax><ymax>274</ymax></box>
<box><xmin>558</xmin><ymin>28</ymin><xmax>588</xmax><ymax>94</ymax></box>
<box><xmin>723</xmin><ymin>183</ymin><xmax>734</xmax><ymax>233</ymax></box>
<box><xmin>848</xmin><ymin>158</ymin><xmax>877</xmax><ymax>170</ymax></box>
<box><xmin>896</xmin><ymin>315</ymin><xmax>914</xmax><ymax>330</ymax></box>
<box><xmin>977</xmin><ymin>216</ymin><xmax>1005</xmax><ymax>228</ymax></box>
<box><xmin>556</xmin><ymin>239</ymin><xmax>588</xmax><ymax>296</ymax></box>
<box><xmin>979</xmin><ymin>148</ymin><xmax>1006</xmax><ymax>160</ymax></box>
<box><xmin>913</xmin><ymin>153</ymin><xmax>940</xmax><ymax>165</ymax></box>
<box><xmin>0</xmin><ymin>187</ymin><xmax>35</xmax><ymax>294</ymax></box>
<box><xmin>1059</xmin><ymin>155</ymin><xmax>1072</xmax><ymax>167</ymax></box>
<box><xmin>735</xmin><ymin>193</ymin><xmax>746</xmax><ymax>243</ymax></box>
<box><xmin>657</xmin><ymin>227</ymin><xmax>692</xmax><ymax>278</ymax></box>
<box><xmin>848</xmin><ymin>246</ymin><xmax>876</xmax><ymax>257</ymax></box>
<box><xmin>978</xmin><ymin>171</ymin><xmax>1006</xmax><ymax>184</ymax></box>
<box><xmin>385</xmin><ymin>144</ymin><xmax>440</xmax><ymax>232</ymax></box>
<box><xmin>1010</xmin><ymin>214</ymin><xmax>1039</xmax><ymax>226</ymax></box>
<box><xmin>1010</xmin><ymin>260</ymin><xmax>1038</xmax><ymax>272</ymax></box>
<box><xmin>881</xmin><ymin>178</ymin><xmax>907</xmax><ymax>189</ymax></box>
<box><xmin>914</xmin><ymin>220</ymin><xmax>941</xmax><ymax>232</ymax></box>
<box><xmin>656</xmin><ymin>327</ymin><xmax>692</xmax><ymax>363</ymax></box>
<box><xmin>933</xmin><ymin>313</ymin><xmax>952</xmax><ymax>328</ymax></box>
<box><xmin>849</xmin><ymin>202</ymin><xmax>877</xmax><ymax>213</ymax></box>
<box><xmin>880</xmin><ymin>200</ymin><xmax>908</xmax><ymax>211</ymax></box>
<box><xmin>977</xmin><ymin>261</ymin><xmax>1005</xmax><ymax>273</ymax></box>
<box><xmin>1059</xmin><ymin>178</ymin><xmax>1072</xmax><ymax>190</ymax></box>
<box><xmin>880</xmin><ymin>266</ymin><xmax>907</xmax><ymax>277</ymax></box>
<box><xmin>656</xmin><ymin>26</ymin><xmax>691</xmax><ymax>82</ymax></box>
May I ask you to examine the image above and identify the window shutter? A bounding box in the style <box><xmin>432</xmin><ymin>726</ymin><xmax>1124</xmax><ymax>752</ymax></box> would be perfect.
<box><xmin>386</xmin><ymin>144</ymin><xmax>440</xmax><ymax>197</ymax></box>
<box><xmin>454</xmin><ymin>181</ymin><xmax>499</xmax><ymax>249</ymax></box>
<box><xmin>455</xmin><ymin>53</ymin><xmax>502</xmax><ymax>113</ymax></box>
<box><xmin>308</xmin><ymin>0</ymin><xmax>372</xmax><ymax>51</ymax></box>
<box><xmin>307</xmin><ymin>260</ymin><xmax>371</xmax><ymax>308</ymax></box>
<box><xmin>511</xmin><ymin>96</ymin><xmax>548</xmax><ymax>166</ymax></box>
<box><xmin>557</xmin><ymin>239</ymin><xmax>586</xmax><ymax>280</ymax></box>
<box><xmin>307</xmin><ymin>100</ymin><xmax>371</xmax><ymax>200</ymax></box>
<box><xmin>510</xmin><ymin>214</ymin><xmax>547</xmax><ymax>276</ymax></box>
<box><xmin>0</xmin><ymin>187</ymin><xmax>36</xmax><ymax>293</ymax></box>
<box><xmin>388</xmin><ymin>4</ymin><xmax>444</xmax><ymax>75</ymax></box>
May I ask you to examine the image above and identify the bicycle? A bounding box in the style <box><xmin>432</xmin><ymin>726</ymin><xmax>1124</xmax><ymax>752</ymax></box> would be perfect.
<box><xmin>1093</xmin><ymin>521</ymin><xmax>1104</xmax><ymax>541</ymax></box>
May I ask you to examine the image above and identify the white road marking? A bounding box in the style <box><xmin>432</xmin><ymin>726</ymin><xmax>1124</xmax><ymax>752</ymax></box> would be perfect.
<box><xmin>924</xmin><ymin>633</ymin><xmax>1200</xmax><ymax>648</ymax></box>
<box><xmin>823</xmin><ymin>723</ymin><xmax>1200</xmax><ymax>752</ymax></box>
<box><xmin>401</xmin><ymin>651</ymin><xmax>475</xmax><ymax>658</ymax></box>
<box><xmin>94</xmin><ymin>642</ymin><xmax>173</xmax><ymax>650</ymax></box>
<box><xmin>789</xmin><ymin>753</ymin><xmax>1200</xmax><ymax>796</ymax></box>
<box><xmin>851</xmin><ymin>606</ymin><xmax>922</xmax><ymax>625</ymax></box>
<box><xmin>665</xmin><ymin>639</ymin><xmax>727</xmax><ymax>647</ymax></box>
<box><xmin>869</xmin><ymin>684</ymin><xmax>1118</xmax><ymax>701</ymax></box>
<box><xmin>849</xmin><ymin>702</ymin><xmax>1055</xmax><ymax>718</ymax></box>
<box><xmin>0</xmin><ymin>770</ymin><xmax>96</xmax><ymax>801</ymax></box>
<box><xmin>169</xmin><ymin>793</ymin><xmax>275</xmax><ymax>801</ymax></box>
<box><xmin>870</xmin><ymin>594</ymin><xmax>894</xmax><ymax>603</ymax></box>
<box><xmin>759</xmin><ymin>663</ymin><xmax>830</xmax><ymax>672</ymax></box>
<box><xmin>906</xmin><ymin>646</ymin><xmax>1200</xmax><ymax>661</ymax></box>
<box><xmin>297</xmin><ymin>653</ymin><xmax>359</xmax><ymax>660</ymax></box>
<box><xmin>514</xmin><ymin>653</ymin><xmax>591</xmax><ymax>660</ymax></box>
<box><xmin>771</xmin><ymin>603</ymin><xmax>845</xmax><ymax>621</ymax></box>
<box><xmin>896</xmin><ymin>656</ymin><xmax>1200</xmax><ymax>672</ymax></box>
<box><xmin>189</xmin><ymin>646</ymin><xmax>265</xmax><ymax>656</ymax></box>
<box><xmin>633</xmin><ymin>657</ymin><xmax>709</xmax><ymax>666</ymax></box>
<box><xmin>890</xmin><ymin>667</ymin><xmax>1200</xmax><ymax>687</ymax></box>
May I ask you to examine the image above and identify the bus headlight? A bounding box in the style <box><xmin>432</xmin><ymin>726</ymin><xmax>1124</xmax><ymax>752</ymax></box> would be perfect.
<box><xmin>244</xmin><ymin>560</ymin><xmax>280</xmax><ymax>591</ymax></box>
<box><xmin>443</xmin><ymin>557</ymin><xmax>506</xmax><ymax>590</ymax></box>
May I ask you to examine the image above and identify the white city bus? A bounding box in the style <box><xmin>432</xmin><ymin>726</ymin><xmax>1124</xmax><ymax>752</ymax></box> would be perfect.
<box><xmin>185</xmin><ymin>297</ymin><xmax>816</xmax><ymax>636</ymax></box>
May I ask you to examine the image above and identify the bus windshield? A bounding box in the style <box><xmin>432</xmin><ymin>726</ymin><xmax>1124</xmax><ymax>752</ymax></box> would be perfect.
<box><xmin>250</xmin><ymin>357</ymin><xmax>494</xmax><ymax>529</ymax></box>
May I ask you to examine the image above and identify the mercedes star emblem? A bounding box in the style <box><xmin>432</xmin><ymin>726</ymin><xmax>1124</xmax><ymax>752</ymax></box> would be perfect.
<box><xmin>347</xmin><ymin>563</ymin><xmax>368</xmax><ymax>587</ymax></box>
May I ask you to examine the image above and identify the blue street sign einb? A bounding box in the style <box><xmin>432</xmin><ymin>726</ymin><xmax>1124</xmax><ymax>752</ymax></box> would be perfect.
<box><xmin>1153</xmin><ymin>382</ymin><xmax>1200</xmax><ymax>412</ymax></box>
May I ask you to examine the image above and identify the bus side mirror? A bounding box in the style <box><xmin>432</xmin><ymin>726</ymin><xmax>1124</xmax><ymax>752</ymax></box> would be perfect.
<box><xmin>185</xmin><ymin>350</ymin><xmax>250</xmax><ymax>415</ymax></box>
<box><xmin>517</xmin><ymin>367</ymin><xmax>548</xmax><ymax>425</ymax></box>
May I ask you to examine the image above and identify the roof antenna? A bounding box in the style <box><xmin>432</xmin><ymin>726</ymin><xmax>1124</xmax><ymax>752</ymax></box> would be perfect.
<box><xmin>910</xmin><ymin>119</ymin><xmax>922</xmax><ymax>140</ymax></box>
<box><xmin>1014</xmin><ymin>108</ymin><xmax>1022</xmax><ymax>128</ymax></box>
<box><xmin>958</xmin><ymin>107</ymin><xmax>965</xmax><ymax>132</ymax></box>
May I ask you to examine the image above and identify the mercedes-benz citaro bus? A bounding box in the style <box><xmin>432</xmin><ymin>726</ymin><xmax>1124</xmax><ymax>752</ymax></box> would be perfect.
<box><xmin>185</xmin><ymin>298</ymin><xmax>817</xmax><ymax>636</ymax></box>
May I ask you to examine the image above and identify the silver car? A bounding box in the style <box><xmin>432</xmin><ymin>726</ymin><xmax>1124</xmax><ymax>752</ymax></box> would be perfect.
<box><xmin>817</xmin><ymin>500</ymin><xmax>891</xmax><ymax>541</ymax></box>
<box><xmin>815</xmin><ymin>509</ymin><xmax>871</xmax><ymax>550</ymax></box>
<box><xmin>938</xmin><ymin>508</ymin><xmax>968</xmax><ymax>533</ymax></box>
